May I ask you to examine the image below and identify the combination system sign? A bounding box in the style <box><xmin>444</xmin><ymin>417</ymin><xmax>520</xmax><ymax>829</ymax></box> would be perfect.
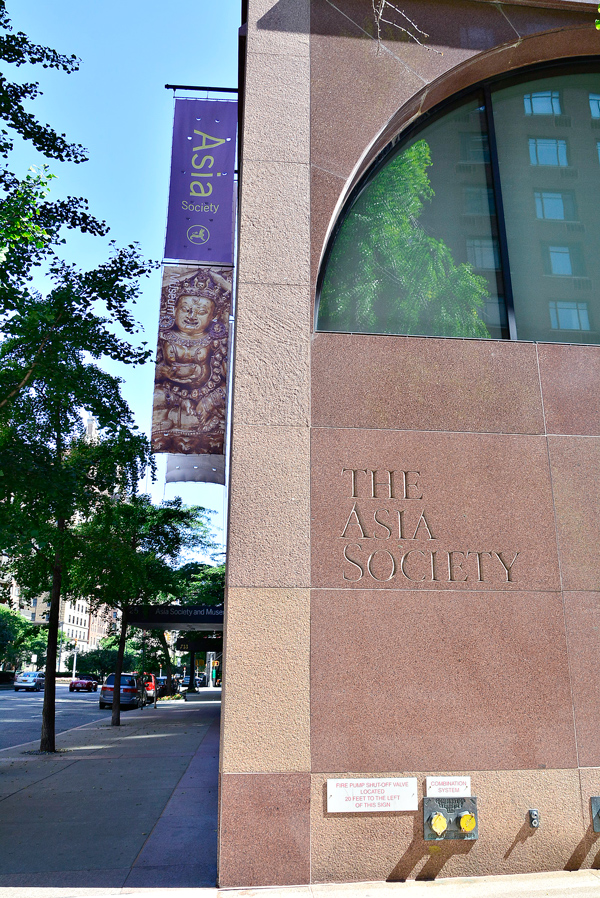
<box><xmin>164</xmin><ymin>98</ymin><xmax>237</xmax><ymax>265</ymax></box>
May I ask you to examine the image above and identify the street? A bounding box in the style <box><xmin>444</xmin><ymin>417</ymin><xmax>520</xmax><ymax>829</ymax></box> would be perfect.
<box><xmin>0</xmin><ymin>682</ymin><xmax>134</xmax><ymax>750</ymax></box>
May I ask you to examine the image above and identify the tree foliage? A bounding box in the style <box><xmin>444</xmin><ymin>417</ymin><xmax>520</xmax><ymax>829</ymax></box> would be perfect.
<box><xmin>73</xmin><ymin>635</ymin><xmax>138</xmax><ymax>680</ymax></box>
<box><xmin>176</xmin><ymin>563</ymin><xmax>225</xmax><ymax>606</ymax></box>
<box><xmin>0</xmin><ymin>604</ymin><xmax>54</xmax><ymax>669</ymax></box>
<box><xmin>0</xmin><ymin>1</ymin><xmax>87</xmax><ymax>187</ymax></box>
<box><xmin>70</xmin><ymin>496</ymin><xmax>214</xmax><ymax>725</ymax></box>
<box><xmin>318</xmin><ymin>139</ymin><xmax>490</xmax><ymax>338</ymax></box>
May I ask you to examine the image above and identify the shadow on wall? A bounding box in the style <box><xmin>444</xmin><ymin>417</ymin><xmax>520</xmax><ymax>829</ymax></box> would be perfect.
<box><xmin>257</xmin><ymin>0</ymin><xmax>309</xmax><ymax>34</ymax></box>
<box><xmin>257</xmin><ymin>0</ymin><xmax>590</xmax><ymax>50</ymax></box>
<box><xmin>387</xmin><ymin>808</ymin><xmax>475</xmax><ymax>881</ymax></box>
<box><xmin>564</xmin><ymin>819</ymin><xmax>600</xmax><ymax>871</ymax></box>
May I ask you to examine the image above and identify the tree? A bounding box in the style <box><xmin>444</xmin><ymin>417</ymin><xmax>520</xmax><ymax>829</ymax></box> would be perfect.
<box><xmin>318</xmin><ymin>139</ymin><xmax>490</xmax><ymax>338</ymax></box>
<box><xmin>0</xmin><ymin>2</ymin><xmax>87</xmax><ymax>175</ymax></box>
<box><xmin>0</xmin><ymin>416</ymin><xmax>152</xmax><ymax>750</ymax></box>
<box><xmin>71</xmin><ymin>635</ymin><xmax>138</xmax><ymax>680</ymax></box>
<box><xmin>0</xmin><ymin>5</ymin><xmax>158</xmax><ymax>753</ymax></box>
<box><xmin>0</xmin><ymin>604</ymin><xmax>59</xmax><ymax>670</ymax></box>
<box><xmin>70</xmin><ymin>495</ymin><xmax>214</xmax><ymax>726</ymax></box>
<box><xmin>0</xmin><ymin>603</ymin><xmax>24</xmax><ymax>667</ymax></box>
<box><xmin>177</xmin><ymin>563</ymin><xmax>225</xmax><ymax>606</ymax></box>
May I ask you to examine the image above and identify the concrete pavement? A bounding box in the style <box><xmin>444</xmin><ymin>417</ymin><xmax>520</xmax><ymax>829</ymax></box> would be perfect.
<box><xmin>2</xmin><ymin>702</ymin><xmax>600</xmax><ymax>897</ymax></box>
<box><xmin>0</xmin><ymin>699</ymin><xmax>219</xmax><ymax>895</ymax></box>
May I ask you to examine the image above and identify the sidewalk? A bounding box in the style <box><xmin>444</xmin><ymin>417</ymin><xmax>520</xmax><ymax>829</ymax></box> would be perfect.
<box><xmin>2</xmin><ymin>705</ymin><xmax>600</xmax><ymax>898</ymax></box>
<box><xmin>0</xmin><ymin>699</ymin><xmax>220</xmax><ymax>896</ymax></box>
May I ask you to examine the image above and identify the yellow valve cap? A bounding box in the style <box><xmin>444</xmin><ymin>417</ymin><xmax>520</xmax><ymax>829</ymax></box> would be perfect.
<box><xmin>459</xmin><ymin>811</ymin><xmax>477</xmax><ymax>833</ymax></box>
<box><xmin>430</xmin><ymin>812</ymin><xmax>448</xmax><ymax>836</ymax></box>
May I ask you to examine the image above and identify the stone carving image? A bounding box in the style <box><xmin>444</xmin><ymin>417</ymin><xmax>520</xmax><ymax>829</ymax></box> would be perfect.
<box><xmin>151</xmin><ymin>264</ymin><xmax>231</xmax><ymax>454</ymax></box>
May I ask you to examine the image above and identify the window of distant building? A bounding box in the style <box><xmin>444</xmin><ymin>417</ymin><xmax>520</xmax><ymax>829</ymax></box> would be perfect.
<box><xmin>550</xmin><ymin>300</ymin><xmax>591</xmax><ymax>331</ymax></box>
<box><xmin>467</xmin><ymin>238</ymin><xmax>500</xmax><ymax>270</ymax></box>
<box><xmin>535</xmin><ymin>191</ymin><xmax>577</xmax><ymax>221</ymax></box>
<box><xmin>317</xmin><ymin>64</ymin><xmax>600</xmax><ymax>344</ymax></box>
<box><xmin>529</xmin><ymin>137</ymin><xmax>568</xmax><ymax>167</ymax></box>
<box><xmin>524</xmin><ymin>89</ymin><xmax>561</xmax><ymax>115</ymax></box>
<box><xmin>463</xmin><ymin>186</ymin><xmax>495</xmax><ymax>215</ymax></box>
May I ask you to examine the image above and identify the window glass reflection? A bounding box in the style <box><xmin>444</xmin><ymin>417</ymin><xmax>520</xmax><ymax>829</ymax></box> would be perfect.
<box><xmin>548</xmin><ymin>245</ymin><xmax>572</xmax><ymax>276</ymax></box>
<box><xmin>493</xmin><ymin>72</ymin><xmax>600</xmax><ymax>343</ymax></box>
<box><xmin>549</xmin><ymin>300</ymin><xmax>590</xmax><ymax>330</ymax></box>
<box><xmin>590</xmin><ymin>93</ymin><xmax>600</xmax><ymax>118</ymax></box>
<box><xmin>318</xmin><ymin>98</ymin><xmax>506</xmax><ymax>338</ymax></box>
<box><xmin>534</xmin><ymin>191</ymin><xmax>576</xmax><ymax>221</ymax></box>
<box><xmin>528</xmin><ymin>138</ymin><xmax>568</xmax><ymax>166</ymax></box>
<box><xmin>524</xmin><ymin>90</ymin><xmax>561</xmax><ymax>115</ymax></box>
<box><xmin>318</xmin><ymin>68</ymin><xmax>600</xmax><ymax>345</ymax></box>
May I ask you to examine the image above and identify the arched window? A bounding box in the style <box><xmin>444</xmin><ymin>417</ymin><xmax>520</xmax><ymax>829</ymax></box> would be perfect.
<box><xmin>316</xmin><ymin>63</ymin><xmax>600</xmax><ymax>344</ymax></box>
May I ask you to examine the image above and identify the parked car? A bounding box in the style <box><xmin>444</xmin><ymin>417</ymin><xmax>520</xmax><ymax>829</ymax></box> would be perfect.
<box><xmin>155</xmin><ymin>676</ymin><xmax>169</xmax><ymax>698</ymax></box>
<box><xmin>98</xmin><ymin>673</ymin><xmax>145</xmax><ymax>710</ymax></box>
<box><xmin>69</xmin><ymin>674</ymin><xmax>98</xmax><ymax>693</ymax></box>
<box><xmin>143</xmin><ymin>673</ymin><xmax>156</xmax><ymax>701</ymax></box>
<box><xmin>181</xmin><ymin>674</ymin><xmax>207</xmax><ymax>689</ymax></box>
<box><xmin>14</xmin><ymin>671</ymin><xmax>45</xmax><ymax>692</ymax></box>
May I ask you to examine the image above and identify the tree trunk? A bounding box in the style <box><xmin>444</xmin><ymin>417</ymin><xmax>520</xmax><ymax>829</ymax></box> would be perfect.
<box><xmin>157</xmin><ymin>630</ymin><xmax>173</xmax><ymax>695</ymax></box>
<box><xmin>111</xmin><ymin>608</ymin><xmax>128</xmax><ymax>726</ymax></box>
<box><xmin>187</xmin><ymin>651</ymin><xmax>196</xmax><ymax>693</ymax></box>
<box><xmin>40</xmin><ymin>539</ymin><xmax>63</xmax><ymax>752</ymax></box>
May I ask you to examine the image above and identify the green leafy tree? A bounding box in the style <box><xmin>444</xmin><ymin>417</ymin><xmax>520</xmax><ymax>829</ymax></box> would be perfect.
<box><xmin>177</xmin><ymin>562</ymin><xmax>225</xmax><ymax>606</ymax></box>
<box><xmin>0</xmin><ymin>604</ymin><xmax>56</xmax><ymax>669</ymax></box>
<box><xmin>0</xmin><ymin>5</ymin><xmax>160</xmax><ymax>753</ymax></box>
<box><xmin>0</xmin><ymin>1</ymin><xmax>87</xmax><ymax>184</ymax></box>
<box><xmin>0</xmin><ymin>417</ymin><xmax>153</xmax><ymax>750</ymax></box>
<box><xmin>0</xmin><ymin>603</ymin><xmax>24</xmax><ymax>667</ymax></box>
<box><xmin>71</xmin><ymin>635</ymin><xmax>138</xmax><ymax>680</ymax></box>
<box><xmin>318</xmin><ymin>139</ymin><xmax>490</xmax><ymax>338</ymax></box>
<box><xmin>70</xmin><ymin>496</ymin><xmax>214</xmax><ymax>726</ymax></box>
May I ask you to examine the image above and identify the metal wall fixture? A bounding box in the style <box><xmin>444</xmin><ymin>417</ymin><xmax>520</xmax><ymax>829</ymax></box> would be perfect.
<box><xmin>591</xmin><ymin>797</ymin><xmax>600</xmax><ymax>832</ymax></box>
<box><xmin>529</xmin><ymin>809</ymin><xmax>540</xmax><ymax>829</ymax></box>
<box><xmin>423</xmin><ymin>797</ymin><xmax>478</xmax><ymax>841</ymax></box>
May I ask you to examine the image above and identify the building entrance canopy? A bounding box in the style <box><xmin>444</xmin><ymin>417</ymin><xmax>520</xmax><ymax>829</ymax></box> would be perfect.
<box><xmin>128</xmin><ymin>604</ymin><xmax>223</xmax><ymax>631</ymax></box>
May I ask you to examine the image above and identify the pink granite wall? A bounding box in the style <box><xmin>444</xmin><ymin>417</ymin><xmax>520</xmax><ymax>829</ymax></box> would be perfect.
<box><xmin>220</xmin><ymin>0</ymin><xmax>600</xmax><ymax>886</ymax></box>
<box><xmin>308</xmin><ymin>0</ymin><xmax>600</xmax><ymax>883</ymax></box>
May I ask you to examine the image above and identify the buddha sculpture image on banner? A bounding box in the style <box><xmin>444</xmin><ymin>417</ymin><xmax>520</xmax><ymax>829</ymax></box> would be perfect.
<box><xmin>151</xmin><ymin>264</ymin><xmax>231</xmax><ymax>455</ymax></box>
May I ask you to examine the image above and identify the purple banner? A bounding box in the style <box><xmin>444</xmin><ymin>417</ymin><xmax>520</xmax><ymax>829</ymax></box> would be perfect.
<box><xmin>164</xmin><ymin>99</ymin><xmax>237</xmax><ymax>264</ymax></box>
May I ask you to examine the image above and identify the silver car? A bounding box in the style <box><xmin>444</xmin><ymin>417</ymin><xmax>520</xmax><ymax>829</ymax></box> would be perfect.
<box><xmin>99</xmin><ymin>674</ymin><xmax>145</xmax><ymax>709</ymax></box>
<box><xmin>14</xmin><ymin>671</ymin><xmax>45</xmax><ymax>692</ymax></box>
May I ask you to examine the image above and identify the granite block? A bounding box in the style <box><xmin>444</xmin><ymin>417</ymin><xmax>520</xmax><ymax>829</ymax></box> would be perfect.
<box><xmin>218</xmin><ymin>773</ymin><xmax>310</xmax><ymax>887</ymax></box>
<box><xmin>310</xmin><ymin>10</ymin><xmax>425</xmax><ymax>180</ymax></box>
<box><xmin>311</xmin><ymin>334</ymin><xmax>545</xmax><ymax>435</ymax></box>
<box><xmin>548</xmin><ymin>436</ymin><xmax>600</xmax><ymax>591</ymax></box>
<box><xmin>250</xmin><ymin>0</ymin><xmax>310</xmax><ymax>57</ymax></box>
<box><xmin>233</xmin><ymin>283</ymin><xmax>310</xmax><ymax>427</ymax></box>
<box><xmin>310</xmin><ymin>768</ymin><xmax>584</xmax><ymax>882</ymax></box>
<box><xmin>220</xmin><ymin>588</ymin><xmax>310</xmax><ymax>773</ymax></box>
<box><xmin>310</xmin><ymin>166</ymin><xmax>346</xmax><ymax>294</ymax></box>
<box><xmin>563</xmin><ymin>592</ymin><xmax>600</xmax><ymax>768</ymax></box>
<box><xmin>227</xmin><ymin>425</ymin><xmax>310</xmax><ymax>587</ymax></box>
<box><xmin>310</xmin><ymin>587</ymin><xmax>575</xmax><ymax>772</ymax></box>
<box><xmin>237</xmin><ymin>160</ymin><xmax>310</xmax><ymax>287</ymax></box>
<box><xmin>310</xmin><ymin>428</ymin><xmax>560</xmax><ymax>592</ymax></box>
<box><xmin>244</xmin><ymin>51</ymin><xmax>310</xmax><ymax>164</ymax></box>
<box><xmin>538</xmin><ymin>344</ymin><xmax>600</xmax><ymax>437</ymax></box>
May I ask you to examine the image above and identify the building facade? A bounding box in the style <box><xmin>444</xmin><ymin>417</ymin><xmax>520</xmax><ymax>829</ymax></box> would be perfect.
<box><xmin>221</xmin><ymin>0</ymin><xmax>600</xmax><ymax>886</ymax></box>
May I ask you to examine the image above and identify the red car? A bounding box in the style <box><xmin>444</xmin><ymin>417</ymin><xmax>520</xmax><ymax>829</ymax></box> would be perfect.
<box><xmin>143</xmin><ymin>673</ymin><xmax>156</xmax><ymax>701</ymax></box>
<box><xmin>69</xmin><ymin>674</ymin><xmax>98</xmax><ymax>692</ymax></box>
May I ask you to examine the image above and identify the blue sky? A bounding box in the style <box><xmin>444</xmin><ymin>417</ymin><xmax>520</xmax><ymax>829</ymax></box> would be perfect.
<box><xmin>6</xmin><ymin>0</ymin><xmax>241</xmax><ymax>554</ymax></box>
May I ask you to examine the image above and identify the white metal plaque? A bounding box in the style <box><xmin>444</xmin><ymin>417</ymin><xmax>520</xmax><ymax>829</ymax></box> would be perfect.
<box><xmin>426</xmin><ymin>776</ymin><xmax>471</xmax><ymax>797</ymax></box>
<box><xmin>327</xmin><ymin>777</ymin><xmax>418</xmax><ymax>813</ymax></box>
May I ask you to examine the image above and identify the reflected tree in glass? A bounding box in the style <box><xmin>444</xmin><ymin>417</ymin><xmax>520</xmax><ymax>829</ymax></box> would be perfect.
<box><xmin>318</xmin><ymin>140</ymin><xmax>491</xmax><ymax>338</ymax></box>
